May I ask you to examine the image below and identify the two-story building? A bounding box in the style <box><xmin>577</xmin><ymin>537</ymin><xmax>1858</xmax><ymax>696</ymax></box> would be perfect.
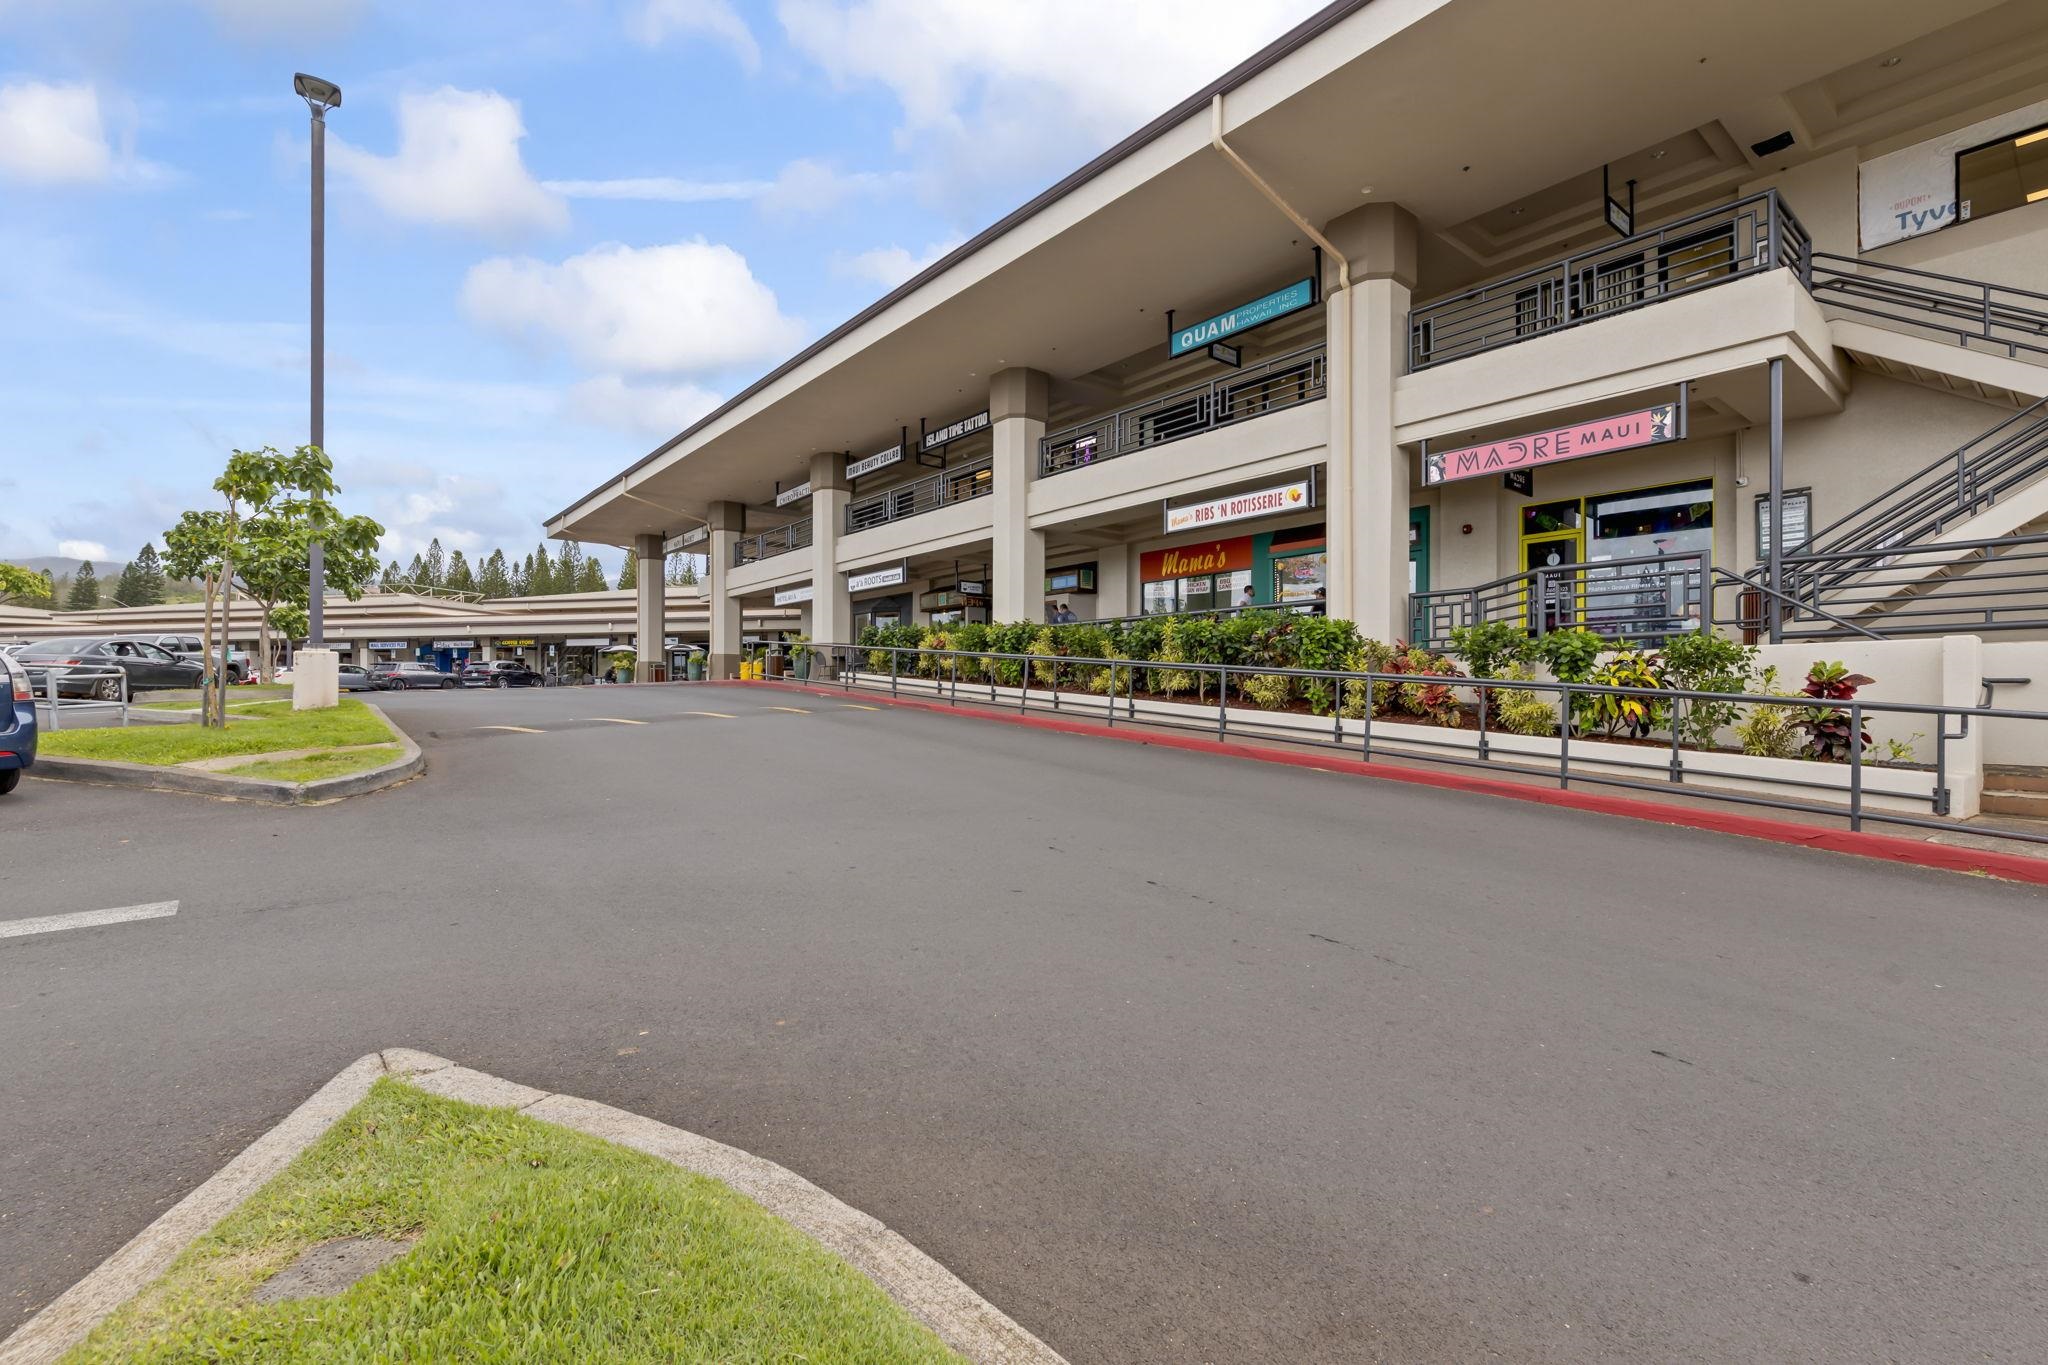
<box><xmin>549</xmin><ymin>0</ymin><xmax>2048</xmax><ymax>684</ymax></box>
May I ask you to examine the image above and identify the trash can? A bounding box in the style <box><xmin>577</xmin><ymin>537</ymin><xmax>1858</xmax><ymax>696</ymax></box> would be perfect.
<box><xmin>686</xmin><ymin>652</ymin><xmax>704</xmax><ymax>682</ymax></box>
<box><xmin>766</xmin><ymin>653</ymin><xmax>786</xmax><ymax>678</ymax></box>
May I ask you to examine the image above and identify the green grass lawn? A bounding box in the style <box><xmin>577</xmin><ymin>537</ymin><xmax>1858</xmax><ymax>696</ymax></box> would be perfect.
<box><xmin>39</xmin><ymin>700</ymin><xmax>397</xmax><ymax>766</ymax></box>
<box><xmin>222</xmin><ymin>746</ymin><xmax>401</xmax><ymax>783</ymax></box>
<box><xmin>64</xmin><ymin>1079</ymin><xmax>963</xmax><ymax>1364</ymax></box>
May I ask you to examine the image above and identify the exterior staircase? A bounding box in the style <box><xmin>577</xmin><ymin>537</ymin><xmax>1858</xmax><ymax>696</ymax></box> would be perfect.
<box><xmin>1981</xmin><ymin>765</ymin><xmax>2048</xmax><ymax>820</ymax></box>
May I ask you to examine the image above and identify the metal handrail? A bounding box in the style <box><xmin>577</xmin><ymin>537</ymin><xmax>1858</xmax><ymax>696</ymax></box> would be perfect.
<box><xmin>731</xmin><ymin>518</ymin><xmax>813</xmax><ymax>567</ymax></box>
<box><xmin>1408</xmin><ymin>190</ymin><xmax>1809</xmax><ymax>370</ymax></box>
<box><xmin>792</xmin><ymin>639</ymin><xmax>2030</xmax><ymax>843</ymax></box>
<box><xmin>1773</xmin><ymin>531</ymin><xmax>2048</xmax><ymax>637</ymax></box>
<box><xmin>1039</xmin><ymin>343</ymin><xmax>1327</xmax><ymax>476</ymax></box>
<box><xmin>23</xmin><ymin>664</ymin><xmax>130</xmax><ymax>729</ymax></box>
<box><xmin>1709</xmin><ymin>565</ymin><xmax>1882</xmax><ymax>641</ymax></box>
<box><xmin>1800</xmin><ymin>397</ymin><xmax>2048</xmax><ymax>558</ymax></box>
<box><xmin>1408</xmin><ymin>551</ymin><xmax>1710</xmax><ymax>649</ymax></box>
<box><xmin>1807</xmin><ymin>252</ymin><xmax>2048</xmax><ymax>361</ymax></box>
<box><xmin>845</xmin><ymin>456</ymin><xmax>993</xmax><ymax>533</ymax></box>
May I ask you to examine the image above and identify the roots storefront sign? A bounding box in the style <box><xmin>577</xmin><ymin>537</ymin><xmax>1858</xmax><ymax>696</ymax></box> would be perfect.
<box><xmin>1423</xmin><ymin>401</ymin><xmax>1682</xmax><ymax>486</ymax></box>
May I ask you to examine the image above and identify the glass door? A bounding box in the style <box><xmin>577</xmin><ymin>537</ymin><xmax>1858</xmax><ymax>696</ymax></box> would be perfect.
<box><xmin>1522</xmin><ymin>531</ymin><xmax>1583</xmax><ymax>634</ymax></box>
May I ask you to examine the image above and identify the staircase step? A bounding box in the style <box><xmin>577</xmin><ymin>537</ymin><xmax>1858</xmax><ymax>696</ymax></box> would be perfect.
<box><xmin>1985</xmin><ymin>765</ymin><xmax>2048</xmax><ymax>794</ymax></box>
<box><xmin>1980</xmin><ymin>790</ymin><xmax>2048</xmax><ymax>817</ymax></box>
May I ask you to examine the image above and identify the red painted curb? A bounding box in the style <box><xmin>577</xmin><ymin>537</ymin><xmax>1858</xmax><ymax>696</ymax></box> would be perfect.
<box><xmin>710</xmin><ymin>679</ymin><xmax>2048</xmax><ymax>887</ymax></box>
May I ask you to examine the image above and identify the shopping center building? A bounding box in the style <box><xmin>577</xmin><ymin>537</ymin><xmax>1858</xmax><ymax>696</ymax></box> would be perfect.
<box><xmin>548</xmin><ymin>0</ymin><xmax>2048</xmax><ymax>682</ymax></box>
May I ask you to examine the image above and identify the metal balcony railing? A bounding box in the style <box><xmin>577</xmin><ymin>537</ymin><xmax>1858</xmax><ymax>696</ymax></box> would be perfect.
<box><xmin>844</xmin><ymin>457</ymin><xmax>993</xmax><ymax>534</ymax></box>
<box><xmin>1039</xmin><ymin>343</ymin><xmax>1327</xmax><ymax>476</ymax></box>
<box><xmin>1408</xmin><ymin>190</ymin><xmax>1810</xmax><ymax>370</ymax></box>
<box><xmin>1807</xmin><ymin>253</ymin><xmax>2048</xmax><ymax>361</ymax></box>
<box><xmin>731</xmin><ymin>517</ymin><xmax>812</xmax><ymax>567</ymax></box>
<box><xmin>1408</xmin><ymin>550</ymin><xmax>1710</xmax><ymax>649</ymax></box>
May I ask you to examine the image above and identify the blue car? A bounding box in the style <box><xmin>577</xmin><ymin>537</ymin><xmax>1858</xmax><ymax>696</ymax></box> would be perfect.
<box><xmin>0</xmin><ymin>650</ymin><xmax>35</xmax><ymax>795</ymax></box>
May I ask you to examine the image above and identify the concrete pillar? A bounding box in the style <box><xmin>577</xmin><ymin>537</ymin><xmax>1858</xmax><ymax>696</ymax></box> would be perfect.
<box><xmin>1322</xmin><ymin>202</ymin><xmax>1418</xmax><ymax>640</ymax></box>
<box><xmin>291</xmin><ymin>648</ymin><xmax>338</xmax><ymax>710</ymax></box>
<box><xmin>810</xmin><ymin>450</ymin><xmax>851</xmax><ymax>646</ymax></box>
<box><xmin>1096</xmin><ymin>545</ymin><xmax>1132</xmax><ymax>619</ymax></box>
<box><xmin>633</xmin><ymin>532</ymin><xmax>666</xmax><ymax>681</ymax></box>
<box><xmin>705</xmin><ymin>500</ymin><xmax>745</xmax><ymax>679</ymax></box>
<box><xmin>1941</xmin><ymin>633</ymin><xmax>1985</xmax><ymax>819</ymax></box>
<box><xmin>990</xmin><ymin>367</ymin><xmax>1049</xmax><ymax>622</ymax></box>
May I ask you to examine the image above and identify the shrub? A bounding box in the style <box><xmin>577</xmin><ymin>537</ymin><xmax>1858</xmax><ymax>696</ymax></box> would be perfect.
<box><xmin>1490</xmin><ymin>664</ymin><xmax>1558</xmax><ymax>736</ymax></box>
<box><xmin>1448</xmin><ymin>620</ymin><xmax>1530</xmax><ymax>679</ymax></box>
<box><xmin>1798</xmin><ymin>660</ymin><xmax>1875</xmax><ymax>761</ymax></box>
<box><xmin>1379</xmin><ymin>644</ymin><xmax>1463</xmax><ymax>726</ymax></box>
<box><xmin>985</xmin><ymin>621</ymin><xmax>1037</xmax><ymax>686</ymax></box>
<box><xmin>1532</xmin><ymin>627</ymin><xmax>1604</xmax><ymax>683</ymax></box>
<box><xmin>1661</xmin><ymin>631</ymin><xmax>1756</xmax><ymax>751</ymax></box>
<box><xmin>1585</xmin><ymin>648</ymin><xmax>1667</xmax><ymax>738</ymax></box>
<box><xmin>1295</xmin><ymin>615</ymin><xmax>1363</xmax><ymax>715</ymax></box>
<box><xmin>1734</xmin><ymin>666</ymin><xmax>1804</xmax><ymax>758</ymax></box>
<box><xmin>1240</xmin><ymin>672</ymin><xmax>1293</xmax><ymax>710</ymax></box>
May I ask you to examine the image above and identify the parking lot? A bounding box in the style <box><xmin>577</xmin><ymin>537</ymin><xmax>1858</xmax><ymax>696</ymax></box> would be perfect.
<box><xmin>5</xmin><ymin>681</ymin><xmax>2048</xmax><ymax>1361</ymax></box>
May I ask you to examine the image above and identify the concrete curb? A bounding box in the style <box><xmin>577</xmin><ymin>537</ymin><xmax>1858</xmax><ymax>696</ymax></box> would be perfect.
<box><xmin>29</xmin><ymin>702</ymin><xmax>422</xmax><ymax>806</ymax></box>
<box><xmin>0</xmin><ymin>1050</ymin><xmax>1064</xmax><ymax>1365</ymax></box>
<box><xmin>729</xmin><ymin>679</ymin><xmax>2048</xmax><ymax>887</ymax></box>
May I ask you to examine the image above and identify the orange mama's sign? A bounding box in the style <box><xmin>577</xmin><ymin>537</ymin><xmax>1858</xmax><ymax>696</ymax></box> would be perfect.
<box><xmin>1141</xmin><ymin>536</ymin><xmax>1253</xmax><ymax>581</ymax></box>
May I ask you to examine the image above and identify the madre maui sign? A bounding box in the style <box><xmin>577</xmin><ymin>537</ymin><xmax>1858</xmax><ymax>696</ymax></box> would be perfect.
<box><xmin>1423</xmin><ymin>402</ymin><xmax>1682</xmax><ymax>486</ymax></box>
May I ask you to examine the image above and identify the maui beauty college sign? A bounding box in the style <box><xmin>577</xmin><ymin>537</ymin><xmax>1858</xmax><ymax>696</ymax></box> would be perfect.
<box><xmin>1163</xmin><ymin>479</ymin><xmax>1311</xmax><ymax>533</ymax></box>
<box><xmin>1140</xmin><ymin>536</ymin><xmax>1252</xmax><ymax>581</ymax></box>
<box><xmin>773</xmin><ymin>584</ymin><xmax>814</xmax><ymax>606</ymax></box>
<box><xmin>1423</xmin><ymin>403</ymin><xmax>1681</xmax><ymax>486</ymax></box>
<box><xmin>1170</xmin><ymin>279</ymin><xmax>1315</xmax><ymax>357</ymax></box>
<box><xmin>847</xmin><ymin>445</ymin><xmax>903</xmax><ymax>479</ymax></box>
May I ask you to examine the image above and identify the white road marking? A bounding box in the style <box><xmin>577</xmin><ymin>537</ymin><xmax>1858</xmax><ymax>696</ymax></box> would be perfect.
<box><xmin>477</xmin><ymin>724</ymin><xmax>545</xmax><ymax>734</ymax></box>
<box><xmin>0</xmin><ymin>901</ymin><xmax>179</xmax><ymax>940</ymax></box>
<box><xmin>683</xmin><ymin>710</ymin><xmax>736</xmax><ymax>719</ymax></box>
<box><xmin>595</xmin><ymin>717</ymin><xmax>648</xmax><ymax>725</ymax></box>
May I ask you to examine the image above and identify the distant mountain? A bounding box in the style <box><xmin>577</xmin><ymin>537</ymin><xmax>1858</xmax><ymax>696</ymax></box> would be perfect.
<box><xmin>7</xmin><ymin>556</ymin><xmax>93</xmax><ymax>576</ymax></box>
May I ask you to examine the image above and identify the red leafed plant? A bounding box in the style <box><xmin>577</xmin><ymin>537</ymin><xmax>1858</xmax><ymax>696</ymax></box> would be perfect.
<box><xmin>1798</xmin><ymin>660</ymin><xmax>1874</xmax><ymax>761</ymax></box>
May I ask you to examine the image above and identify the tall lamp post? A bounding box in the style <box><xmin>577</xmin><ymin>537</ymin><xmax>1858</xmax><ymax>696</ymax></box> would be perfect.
<box><xmin>294</xmin><ymin>73</ymin><xmax>340</xmax><ymax>651</ymax></box>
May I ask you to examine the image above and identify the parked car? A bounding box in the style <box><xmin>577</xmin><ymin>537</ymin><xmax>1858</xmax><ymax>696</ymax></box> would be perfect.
<box><xmin>461</xmin><ymin>659</ymin><xmax>543</xmax><ymax>689</ymax></box>
<box><xmin>366</xmin><ymin>660</ymin><xmax>459</xmax><ymax>690</ymax></box>
<box><xmin>337</xmin><ymin>663</ymin><xmax>382</xmax><ymax>692</ymax></box>
<box><xmin>131</xmin><ymin>634</ymin><xmax>249</xmax><ymax>683</ymax></box>
<box><xmin>12</xmin><ymin>637</ymin><xmax>205</xmax><ymax>699</ymax></box>
<box><xmin>0</xmin><ymin>651</ymin><xmax>36</xmax><ymax>795</ymax></box>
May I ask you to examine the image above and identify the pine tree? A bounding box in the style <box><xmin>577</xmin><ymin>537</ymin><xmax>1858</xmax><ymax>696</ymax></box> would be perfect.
<box><xmin>113</xmin><ymin>559</ymin><xmax>142</xmax><ymax>606</ymax></box>
<box><xmin>422</xmin><ymin>537</ymin><xmax>446</xmax><ymax>588</ymax></box>
<box><xmin>405</xmin><ymin>553</ymin><xmax>426</xmax><ymax>585</ymax></box>
<box><xmin>528</xmin><ymin>544</ymin><xmax>555</xmax><ymax>595</ymax></box>
<box><xmin>617</xmin><ymin>552</ymin><xmax>637</xmax><ymax>591</ymax></box>
<box><xmin>382</xmin><ymin>560</ymin><xmax>402</xmax><ymax>589</ymax></box>
<box><xmin>66</xmin><ymin>560</ymin><xmax>100</xmax><ymax>610</ymax></box>
<box><xmin>577</xmin><ymin>557</ymin><xmax>608</xmax><ymax>592</ymax></box>
<box><xmin>477</xmin><ymin>549</ymin><xmax>511</xmax><ymax>599</ymax></box>
<box><xmin>124</xmin><ymin>543</ymin><xmax>167</xmax><ymax>606</ymax></box>
<box><xmin>445</xmin><ymin>549</ymin><xmax>476</xmax><ymax>594</ymax></box>
<box><xmin>678</xmin><ymin>555</ymin><xmax>699</xmax><ymax>586</ymax></box>
<box><xmin>555</xmin><ymin>540</ymin><xmax>582</xmax><ymax>593</ymax></box>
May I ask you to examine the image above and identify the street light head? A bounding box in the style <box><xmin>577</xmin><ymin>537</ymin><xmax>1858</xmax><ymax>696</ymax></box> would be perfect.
<box><xmin>293</xmin><ymin>73</ymin><xmax>341</xmax><ymax>112</ymax></box>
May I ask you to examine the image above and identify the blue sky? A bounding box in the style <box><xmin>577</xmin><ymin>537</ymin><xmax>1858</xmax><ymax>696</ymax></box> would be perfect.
<box><xmin>0</xmin><ymin>0</ymin><xmax>1319</xmax><ymax>577</ymax></box>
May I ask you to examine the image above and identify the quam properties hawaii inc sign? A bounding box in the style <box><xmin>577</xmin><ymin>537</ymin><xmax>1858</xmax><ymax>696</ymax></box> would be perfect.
<box><xmin>1422</xmin><ymin>401</ymin><xmax>1683</xmax><ymax>486</ymax></box>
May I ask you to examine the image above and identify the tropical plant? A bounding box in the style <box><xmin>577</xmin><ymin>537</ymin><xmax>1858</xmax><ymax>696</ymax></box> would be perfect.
<box><xmin>1798</xmin><ymin>660</ymin><xmax>1875</xmax><ymax>761</ymax></box>
<box><xmin>1447</xmin><ymin>620</ymin><xmax>1530</xmax><ymax>680</ymax></box>
<box><xmin>0</xmin><ymin>562</ymin><xmax>53</xmax><ymax>604</ymax></box>
<box><xmin>1531</xmin><ymin>626</ymin><xmax>1604</xmax><ymax>683</ymax></box>
<box><xmin>1585</xmin><ymin>648</ymin><xmax>1667</xmax><ymax>738</ymax></box>
<box><xmin>1661</xmin><ymin>631</ymin><xmax>1756</xmax><ymax>750</ymax></box>
<box><xmin>1294</xmin><ymin>615</ymin><xmax>1362</xmax><ymax>715</ymax></box>
<box><xmin>1734</xmin><ymin>666</ymin><xmax>1804</xmax><ymax>759</ymax></box>
<box><xmin>1379</xmin><ymin>644</ymin><xmax>1463</xmax><ymax>726</ymax></box>
<box><xmin>1490</xmin><ymin>664</ymin><xmax>1558</xmax><ymax>736</ymax></box>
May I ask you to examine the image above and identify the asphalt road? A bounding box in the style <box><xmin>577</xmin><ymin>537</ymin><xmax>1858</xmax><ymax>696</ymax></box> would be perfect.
<box><xmin>4</xmin><ymin>682</ymin><xmax>2047</xmax><ymax>1361</ymax></box>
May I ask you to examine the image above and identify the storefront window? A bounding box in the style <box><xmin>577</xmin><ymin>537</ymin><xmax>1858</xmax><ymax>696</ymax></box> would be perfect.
<box><xmin>1521</xmin><ymin>499</ymin><xmax>1583</xmax><ymax>536</ymax></box>
<box><xmin>1957</xmin><ymin>122</ymin><xmax>2048</xmax><ymax>225</ymax></box>
<box><xmin>1272</xmin><ymin>551</ymin><xmax>1326</xmax><ymax>604</ymax></box>
<box><xmin>1142</xmin><ymin>580</ymin><xmax>1178</xmax><ymax>615</ymax></box>
<box><xmin>1583</xmin><ymin>480</ymin><xmax>1712</xmax><ymax>635</ymax></box>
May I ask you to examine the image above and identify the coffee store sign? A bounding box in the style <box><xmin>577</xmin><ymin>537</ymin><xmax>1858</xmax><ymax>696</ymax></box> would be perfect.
<box><xmin>1423</xmin><ymin>401</ymin><xmax>1683</xmax><ymax>486</ymax></box>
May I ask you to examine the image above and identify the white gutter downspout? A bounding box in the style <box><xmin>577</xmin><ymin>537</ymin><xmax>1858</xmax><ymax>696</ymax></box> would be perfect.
<box><xmin>1211</xmin><ymin>93</ymin><xmax>1349</xmax><ymax>292</ymax></box>
<box><xmin>1211</xmin><ymin>93</ymin><xmax>1357</xmax><ymax>618</ymax></box>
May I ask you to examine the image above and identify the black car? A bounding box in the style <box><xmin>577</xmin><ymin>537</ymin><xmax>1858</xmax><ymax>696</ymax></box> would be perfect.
<box><xmin>366</xmin><ymin>660</ymin><xmax>459</xmax><ymax>690</ymax></box>
<box><xmin>461</xmin><ymin>659</ymin><xmax>543</xmax><ymax>688</ymax></box>
<box><xmin>13</xmin><ymin>637</ymin><xmax>205</xmax><ymax>699</ymax></box>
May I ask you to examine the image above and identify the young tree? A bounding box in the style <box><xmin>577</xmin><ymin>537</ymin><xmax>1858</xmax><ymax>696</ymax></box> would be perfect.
<box><xmin>617</xmin><ymin>551</ymin><xmax>637</xmax><ymax>592</ymax></box>
<box><xmin>163</xmin><ymin>510</ymin><xmax>235</xmax><ymax>728</ymax></box>
<box><xmin>237</xmin><ymin>492</ymin><xmax>383</xmax><ymax>681</ymax></box>
<box><xmin>66</xmin><ymin>560</ymin><xmax>101</xmax><ymax>610</ymax></box>
<box><xmin>0</xmin><ymin>563</ymin><xmax>52</xmax><ymax>604</ymax></box>
<box><xmin>422</xmin><ymin>537</ymin><xmax>446</xmax><ymax>588</ymax></box>
<box><xmin>445</xmin><ymin>549</ymin><xmax>476</xmax><ymax>595</ymax></box>
<box><xmin>477</xmin><ymin>549</ymin><xmax>511</xmax><ymax>599</ymax></box>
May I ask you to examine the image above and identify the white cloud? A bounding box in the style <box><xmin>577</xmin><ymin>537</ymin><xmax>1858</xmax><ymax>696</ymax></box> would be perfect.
<box><xmin>461</xmin><ymin>239</ymin><xmax>803</xmax><ymax>376</ymax></box>
<box><xmin>757</xmin><ymin>157</ymin><xmax>897</xmax><ymax>219</ymax></box>
<box><xmin>835</xmin><ymin>235</ymin><xmax>963</xmax><ymax>288</ymax></box>
<box><xmin>57</xmin><ymin>539</ymin><xmax>108</xmax><ymax>561</ymax></box>
<box><xmin>329</xmin><ymin>88</ymin><xmax>567</xmax><ymax>236</ymax></box>
<box><xmin>775</xmin><ymin>0</ymin><xmax>1322</xmax><ymax>197</ymax></box>
<box><xmin>626</xmin><ymin>0</ymin><xmax>761</xmax><ymax>70</ymax></box>
<box><xmin>569</xmin><ymin>375</ymin><xmax>723</xmax><ymax>437</ymax></box>
<box><xmin>543</xmin><ymin>175</ymin><xmax>772</xmax><ymax>203</ymax></box>
<box><xmin>0</xmin><ymin>81</ymin><xmax>111</xmax><ymax>184</ymax></box>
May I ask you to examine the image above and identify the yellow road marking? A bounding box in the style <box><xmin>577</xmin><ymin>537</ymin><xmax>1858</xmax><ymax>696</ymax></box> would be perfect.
<box><xmin>478</xmin><ymin>724</ymin><xmax>544</xmax><ymax>734</ymax></box>
<box><xmin>683</xmin><ymin>710</ymin><xmax>736</xmax><ymax>719</ymax></box>
<box><xmin>763</xmin><ymin>705</ymin><xmax>810</xmax><ymax>714</ymax></box>
<box><xmin>596</xmin><ymin>717</ymin><xmax>648</xmax><ymax>725</ymax></box>
<box><xmin>842</xmin><ymin>703</ymin><xmax>880</xmax><ymax>711</ymax></box>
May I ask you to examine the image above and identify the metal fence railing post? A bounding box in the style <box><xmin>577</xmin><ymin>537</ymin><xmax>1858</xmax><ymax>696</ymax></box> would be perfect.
<box><xmin>1106</xmin><ymin>661</ymin><xmax>1116</xmax><ymax>727</ymax></box>
<box><xmin>1849</xmin><ymin>701</ymin><xmax>1865</xmax><ymax>832</ymax></box>
<box><xmin>45</xmin><ymin>672</ymin><xmax>60</xmax><ymax>730</ymax></box>
<box><xmin>1360</xmin><ymin>675</ymin><xmax>1373</xmax><ymax>762</ymax></box>
<box><xmin>1217</xmin><ymin>665</ymin><xmax>1228</xmax><ymax>740</ymax></box>
<box><xmin>1557</xmin><ymin>684</ymin><xmax>1571</xmax><ymax>789</ymax></box>
<box><xmin>1668</xmin><ymin>698</ymin><xmax>1684</xmax><ymax>784</ymax></box>
<box><xmin>1475</xmin><ymin>681</ymin><xmax>1490</xmax><ymax>764</ymax></box>
<box><xmin>890</xmin><ymin>648</ymin><xmax>898</xmax><ymax>698</ymax></box>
